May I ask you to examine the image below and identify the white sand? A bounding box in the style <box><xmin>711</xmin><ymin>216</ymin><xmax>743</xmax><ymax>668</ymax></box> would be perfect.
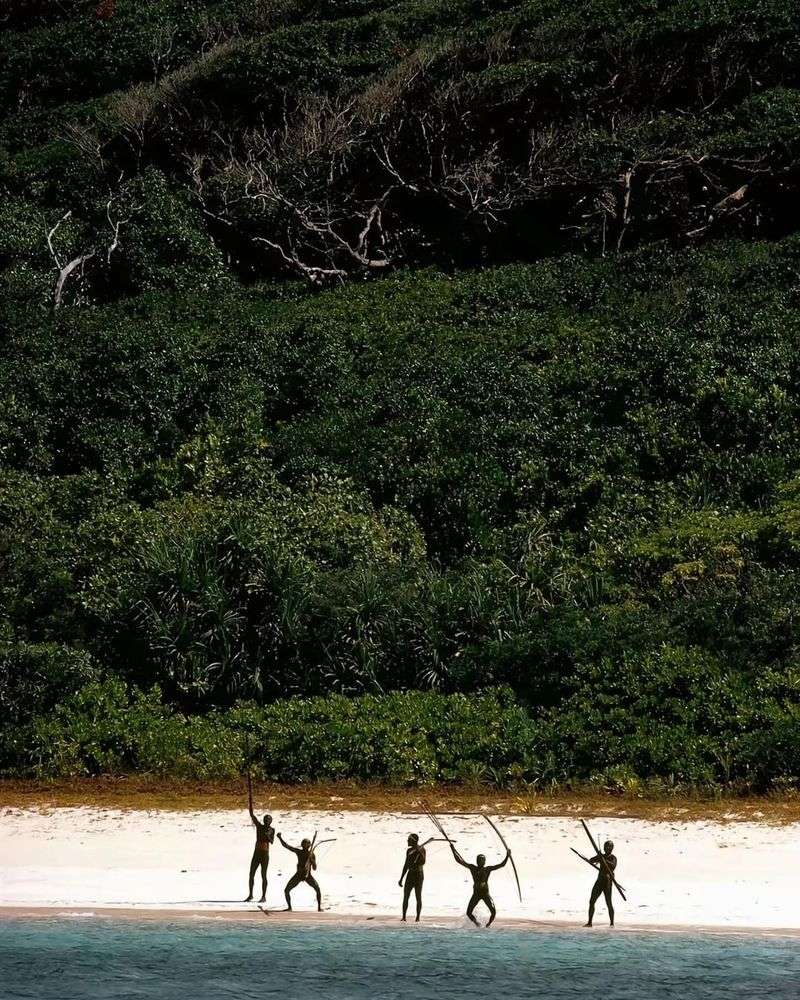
<box><xmin>1</xmin><ymin>807</ymin><xmax>798</xmax><ymax>931</ymax></box>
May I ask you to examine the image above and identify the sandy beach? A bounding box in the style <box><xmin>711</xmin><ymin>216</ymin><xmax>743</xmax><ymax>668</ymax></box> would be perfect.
<box><xmin>1</xmin><ymin>805</ymin><xmax>798</xmax><ymax>933</ymax></box>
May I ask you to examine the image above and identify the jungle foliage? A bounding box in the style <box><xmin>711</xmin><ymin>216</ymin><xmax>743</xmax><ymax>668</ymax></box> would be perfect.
<box><xmin>2</xmin><ymin>1</ymin><xmax>800</xmax><ymax>788</ymax></box>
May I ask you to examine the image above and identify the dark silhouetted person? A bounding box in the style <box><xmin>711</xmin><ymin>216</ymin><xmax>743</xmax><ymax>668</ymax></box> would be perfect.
<box><xmin>450</xmin><ymin>842</ymin><xmax>509</xmax><ymax>927</ymax></box>
<box><xmin>244</xmin><ymin>777</ymin><xmax>274</xmax><ymax>902</ymax></box>
<box><xmin>279</xmin><ymin>833</ymin><xmax>322</xmax><ymax>911</ymax></box>
<box><xmin>399</xmin><ymin>833</ymin><xmax>426</xmax><ymax>922</ymax></box>
<box><xmin>585</xmin><ymin>839</ymin><xmax>617</xmax><ymax>927</ymax></box>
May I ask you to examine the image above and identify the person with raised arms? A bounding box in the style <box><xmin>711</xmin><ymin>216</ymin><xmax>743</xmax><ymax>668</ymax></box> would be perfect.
<box><xmin>449</xmin><ymin>841</ymin><xmax>510</xmax><ymax>927</ymax></box>
<box><xmin>278</xmin><ymin>832</ymin><xmax>323</xmax><ymax>912</ymax></box>
<box><xmin>244</xmin><ymin>773</ymin><xmax>274</xmax><ymax>903</ymax></box>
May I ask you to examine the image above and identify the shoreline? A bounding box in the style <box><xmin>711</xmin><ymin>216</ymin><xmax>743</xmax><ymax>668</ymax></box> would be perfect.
<box><xmin>4</xmin><ymin>806</ymin><xmax>800</xmax><ymax>935</ymax></box>
<box><xmin>2</xmin><ymin>905</ymin><xmax>799</xmax><ymax>940</ymax></box>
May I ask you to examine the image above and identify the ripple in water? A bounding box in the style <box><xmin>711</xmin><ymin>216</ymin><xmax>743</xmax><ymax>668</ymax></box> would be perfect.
<box><xmin>0</xmin><ymin>920</ymin><xmax>798</xmax><ymax>999</ymax></box>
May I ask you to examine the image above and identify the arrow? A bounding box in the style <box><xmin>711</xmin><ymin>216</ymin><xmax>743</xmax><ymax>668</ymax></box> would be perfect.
<box><xmin>580</xmin><ymin>819</ymin><xmax>626</xmax><ymax>901</ymax></box>
<box><xmin>421</xmin><ymin>801</ymin><xmax>455</xmax><ymax>844</ymax></box>
<box><xmin>570</xmin><ymin>847</ymin><xmax>627</xmax><ymax>892</ymax></box>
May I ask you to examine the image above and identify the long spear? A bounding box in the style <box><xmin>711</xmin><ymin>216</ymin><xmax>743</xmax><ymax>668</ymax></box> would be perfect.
<box><xmin>483</xmin><ymin>815</ymin><xmax>522</xmax><ymax>903</ymax></box>
<box><xmin>420</xmin><ymin>837</ymin><xmax>453</xmax><ymax>847</ymax></box>
<box><xmin>580</xmin><ymin>819</ymin><xmax>626</xmax><ymax>901</ymax></box>
<box><xmin>244</xmin><ymin>732</ymin><xmax>257</xmax><ymax>819</ymax></box>
<box><xmin>421</xmin><ymin>801</ymin><xmax>455</xmax><ymax>844</ymax></box>
<box><xmin>570</xmin><ymin>847</ymin><xmax>627</xmax><ymax>893</ymax></box>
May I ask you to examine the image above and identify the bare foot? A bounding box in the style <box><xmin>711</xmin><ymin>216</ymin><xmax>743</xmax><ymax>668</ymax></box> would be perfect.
<box><xmin>584</xmin><ymin>922</ymin><xmax>593</xmax><ymax>928</ymax></box>
<box><xmin>244</xmin><ymin>896</ymin><xmax>253</xmax><ymax>902</ymax></box>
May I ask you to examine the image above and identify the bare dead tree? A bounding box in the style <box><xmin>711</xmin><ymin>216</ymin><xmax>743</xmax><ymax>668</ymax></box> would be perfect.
<box><xmin>188</xmin><ymin>99</ymin><xmax>397</xmax><ymax>283</ymax></box>
<box><xmin>45</xmin><ymin>193</ymin><xmax>135</xmax><ymax>309</ymax></box>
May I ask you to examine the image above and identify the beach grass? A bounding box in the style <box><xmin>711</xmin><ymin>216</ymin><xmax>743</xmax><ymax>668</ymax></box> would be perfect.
<box><xmin>2</xmin><ymin>778</ymin><xmax>799</xmax><ymax>824</ymax></box>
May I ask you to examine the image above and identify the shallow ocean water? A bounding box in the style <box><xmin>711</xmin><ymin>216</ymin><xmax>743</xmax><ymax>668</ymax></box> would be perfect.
<box><xmin>0</xmin><ymin>919</ymin><xmax>798</xmax><ymax>1000</ymax></box>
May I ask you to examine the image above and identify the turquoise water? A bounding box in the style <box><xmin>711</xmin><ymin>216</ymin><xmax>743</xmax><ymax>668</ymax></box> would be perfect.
<box><xmin>0</xmin><ymin>920</ymin><xmax>798</xmax><ymax>999</ymax></box>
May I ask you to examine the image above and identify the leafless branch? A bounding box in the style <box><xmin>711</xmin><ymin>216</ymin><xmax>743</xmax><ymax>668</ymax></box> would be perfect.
<box><xmin>45</xmin><ymin>191</ymin><xmax>136</xmax><ymax>309</ymax></box>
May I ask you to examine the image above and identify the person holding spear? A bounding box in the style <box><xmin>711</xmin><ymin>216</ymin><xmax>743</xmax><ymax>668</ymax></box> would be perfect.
<box><xmin>585</xmin><ymin>839</ymin><xmax>618</xmax><ymax>927</ymax></box>
<box><xmin>571</xmin><ymin>822</ymin><xmax>624</xmax><ymax>927</ymax></box>
<box><xmin>244</xmin><ymin>772</ymin><xmax>274</xmax><ymax>903</ymax></box>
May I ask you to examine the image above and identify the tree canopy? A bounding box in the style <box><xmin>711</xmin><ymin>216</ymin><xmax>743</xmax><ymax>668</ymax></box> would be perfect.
<box><xmin>2</xmin><ymin>1</ymin><xmax>800</xmax><ymax>789</ymax></box>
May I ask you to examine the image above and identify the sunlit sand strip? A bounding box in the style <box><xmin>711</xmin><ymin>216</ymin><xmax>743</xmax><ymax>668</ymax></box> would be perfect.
<box><xmin>2</xmin><ymin>808</ymin><xmax>799</xmax><ymax>933</ymax></box>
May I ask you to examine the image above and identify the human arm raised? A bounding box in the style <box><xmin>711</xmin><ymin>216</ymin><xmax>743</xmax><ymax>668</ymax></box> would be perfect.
<box><xmin>247</xmin><ymin>773</ymin><xmax>258</xmax><ymax>826</ymax></box>
<box><xmin>488</xmin><ymin>850</ymin><xmax>510</xmax><ymax>872</ymax></box>
<box><xmin>278</xmin><ymin>833</ymin><xmax>299</xmax><ymax>854</ymax></box>
<box><xmin>449</xmin><ymin>843</ymin><xmax>470</xmax><ymax>868</ymax></box>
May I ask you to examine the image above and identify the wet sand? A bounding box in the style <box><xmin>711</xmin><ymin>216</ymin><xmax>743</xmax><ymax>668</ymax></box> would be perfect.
<box><xmin>2</xmin><ymin>905</ymin><xmax>799</xmax><ymax>940</ymax></box>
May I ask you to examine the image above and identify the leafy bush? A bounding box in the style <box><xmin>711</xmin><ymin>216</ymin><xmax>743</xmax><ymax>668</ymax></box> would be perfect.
<box><xmin>3</xmin><ymin>1</ymin><xmax>800</xmax><ymax>791</ymax></box>
<box><xmin>10</xmin><ymin>680</ymin><xmax>800</xmax><ymax>791</ymax></box>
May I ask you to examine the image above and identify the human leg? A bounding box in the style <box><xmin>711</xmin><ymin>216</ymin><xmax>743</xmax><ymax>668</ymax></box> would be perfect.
<box><xmin>585</xmin><ymin>880</ymin><xmax>603</xmax><ymax>927</ymax></box>
<box><xmin>284</xmin><ymin>872</ymin><xmax>302</xmax><ymax>910</ymax></box>
<box><xmin>259</xmin><ymin>856</ymin><xmax>269</xmax><ymax>903</ymax></box>
<box><xmin>245</xmin><ymin>851</ymin><xmax>260</xmax><ymax>901</ymax></box>
<box><xmin>603</xmin><ymin>883</ymin><xmax>615</xmax><ymax>926</ymax></box>
<box><xmin>306</xmin><ymin>875</ymin><xmax>323</xmax><ymax>911</ymax></box>
<box><xmin>402</xmin><ymin>880</ymin><xmax>413</xmax><ymax>920</ymax></box>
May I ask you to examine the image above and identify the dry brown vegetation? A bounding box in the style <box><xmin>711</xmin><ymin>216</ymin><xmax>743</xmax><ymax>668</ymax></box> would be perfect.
<box><xmin>2</xmin><ymin>779</ymin><xmax>800</xmax><ymax>824</ymax></box>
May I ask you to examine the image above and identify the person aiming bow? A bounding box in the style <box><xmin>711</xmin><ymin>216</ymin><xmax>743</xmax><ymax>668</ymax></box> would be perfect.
<box><xmin>278</xmin><ymin>833</ymin><xmax>322</xmax><ymax>911</ymax></box>
<box><xmin>585</xmin><ymin>839</ymin><xmax>618</xmax><ymax>927</ymax></box>
<box><xmin>244</xmin><ymin>773</ymin><xmax>274</xmax><ymax>903</ymax></box>
<box><xmin>399</xmin><ymin>833</ymin><xmax>426</xmax><ymax>922</ymax></box>
<box><xmin>449</xmin><ymin>841</ymin><xmax>510</xmax><ymax>927</ymax></box>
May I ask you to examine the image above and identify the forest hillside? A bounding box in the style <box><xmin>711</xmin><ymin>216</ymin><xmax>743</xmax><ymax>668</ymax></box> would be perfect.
<box><xmin>2</xmin><ymin>1</ymin><xmax>800</xmax><ymax>791</ymax></box>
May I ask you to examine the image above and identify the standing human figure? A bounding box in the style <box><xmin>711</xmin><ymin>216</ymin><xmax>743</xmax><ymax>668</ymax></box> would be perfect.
<box><xmin>399</xmin><ymin>833</ymin><xmax>426</xmax><ymax>922</ymax></box>
<box><xmin>244</xmin><ymin>775</ymin><xmax>274</xmax><ymax>903</ymax></box>
<box><xmin>585</xmin><ymin>839</ymin><xmax>617</xmax><ymax>927</ymax></box>
<box><xmin>449</xmin><ymin>842</ymin><xmax>509</xmax><ymax>927</ymax></box>
<box><xmin>278</xmin><ymin>833</ymin><xmax>322</xmax><ymax>911</ymax></box>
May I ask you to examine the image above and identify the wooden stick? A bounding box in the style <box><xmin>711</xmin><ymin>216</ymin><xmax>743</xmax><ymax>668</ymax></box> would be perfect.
<box><xmin>484</xmin><ymin>815</ymin><xmax>522</xmax><ymax>903</ymax></box>
<box><xmin>421</xmin><ymin>801</ymin><xmax>454</xmax><ymax>844</ymax></box>
<box><xmin>580</xmin><ymin>819</ymin><xmax>627</xmax><ymax>901</ymax></box>
<box><xmin>570</xmin><ymin>847</ymin><xmax>627</xmax><ymax>893</ymax></box>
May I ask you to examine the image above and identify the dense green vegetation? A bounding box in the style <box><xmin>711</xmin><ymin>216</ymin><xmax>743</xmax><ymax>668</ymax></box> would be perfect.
<box><xmin>3</xmin><ymin>1</ymin><xmax>800</xmax><ymax>790</ymax></box>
